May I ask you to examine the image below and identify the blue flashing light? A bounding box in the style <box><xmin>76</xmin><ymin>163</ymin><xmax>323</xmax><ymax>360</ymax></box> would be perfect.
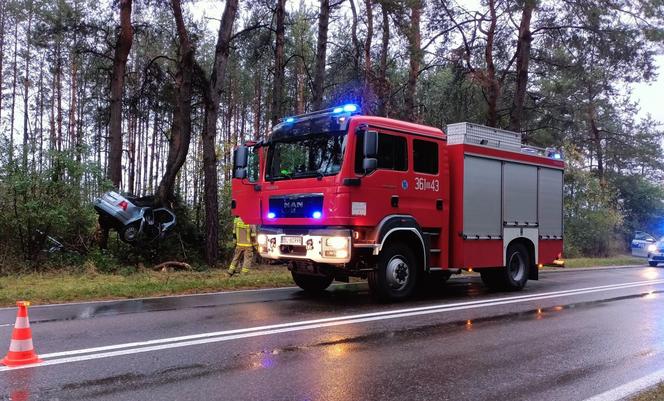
<box><xmin>552</xmin><ymin>153</ymin><xmax>562</xmax><ymax>160</ymax></box>
<box><xmin>312</xmin><ymin>211</ymin><xmax>322</xmax><ymax>219</ymax></box>
<box><xmin>267</xmin><ymin>212</ymin><xmax>276</xmax><ymax>219</ymax></box>
<box><xmin>332</xmin><ymin>104</ymin><xmax>359</xmax><ymax>114</ymax></box>
<box><xmin>285</xmin><ymin>117</ymin><xmax>295</xmax><ymax>123</ymax></box>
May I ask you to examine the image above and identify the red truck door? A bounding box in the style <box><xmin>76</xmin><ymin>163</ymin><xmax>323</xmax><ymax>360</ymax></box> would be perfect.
<box><xmin>349</xmin><ymin>129</ymin><xmax>410</xmax><ymax>226</ymax></box>
<box><xmin>231</xmin><ymin>146</ymin><xmax>262</xmax><ymax>225</ymax></box>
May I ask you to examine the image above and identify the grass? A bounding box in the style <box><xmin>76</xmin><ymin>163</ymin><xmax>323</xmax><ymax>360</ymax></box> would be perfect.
<box><xmin>0</xmin><ymin>255</ymin><xmax>648</xmax><ymax>307</ymax></box>
<box><xmin>0</xmin><ymin>265</ymin><xmax>294</xmax><ymax>307</ymax></box>
<box><xmin>556</xmin><ymin>255</ymin><xmax>645</xmax><ymax>268</ymax></box>
<box><xmin>630</xmin><ymin>382</ymin><xmax>664</xmax><ymax>401</ymax></box>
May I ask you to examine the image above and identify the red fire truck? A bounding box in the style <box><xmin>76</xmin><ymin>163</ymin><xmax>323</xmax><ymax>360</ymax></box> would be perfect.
<box><xmin>232</xmin><ymin>105</ymin><xmax>564</xmax><ymax>300</ymax></box>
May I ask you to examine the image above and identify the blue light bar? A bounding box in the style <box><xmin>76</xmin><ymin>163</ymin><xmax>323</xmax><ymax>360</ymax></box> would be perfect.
<box><xmin>285</xmin><ymin>117</ymin><xmax>295</xmax><ymax>123</ymax></box>
<box><xmin>312</xmin><ymin>211</ymin><xmax>322</xmax><ymax>219</ymax></box>
<box><xmin>267</xmin><ymin>212</ymin><xmax>276</xmax><ymax>219</ymax></box>
<box><xmin>332</xmin><ymin>104</ymin><xmax>358</xmax><ymax>114</ymax></box>
<box><xmin>552</xmin><ymin>153</ymin><xmax>562</xmax><ymax>160</ymax></box>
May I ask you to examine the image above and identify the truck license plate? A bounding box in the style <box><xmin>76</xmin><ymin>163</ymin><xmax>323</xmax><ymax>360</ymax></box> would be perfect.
<box><xmin>281</xmin><ymin>236</ymin><xmax>303</xmax><ymax>245</ymax></box>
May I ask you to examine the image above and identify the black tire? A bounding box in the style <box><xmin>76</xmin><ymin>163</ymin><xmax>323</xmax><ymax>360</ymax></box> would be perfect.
<box><xmin>119</xmin><ymin>223</ymin><xmax>141</xmax><ymax>244</ymax></box>
<box><xmin>368</xmin><ymin>243</ymin><xmax>419</xmax><ymax>301</ymax></box>
<box><xmin>482</xmin><ymin>243</ymin><xmax>530</xmax><ymax>291</ymax></box>
<box><xmin>291</xmin><ymin>272</ymin><xmax>334</xmax><ymax>293</ymax></box>
<box><xmin>649</xmin><ymin>261</ymin><xmax>658</xmax><ymax>267</ymax></box>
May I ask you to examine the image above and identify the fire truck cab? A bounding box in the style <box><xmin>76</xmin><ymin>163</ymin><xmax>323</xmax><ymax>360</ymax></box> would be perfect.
<box><xmin>232</xmin><ymin>105</ymin><xmax>564</xmax><ymax>300</ymax></box>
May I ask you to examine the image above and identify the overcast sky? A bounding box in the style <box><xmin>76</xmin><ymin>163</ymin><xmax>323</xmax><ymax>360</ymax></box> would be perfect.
<box><xmin>632</xmin><ymin>55</ymin><xmax>664</xmax><ymax>124</ymax></box>
<box><xmin>191</xmin><ymin>1</ymin><xmax>664</xmax><ymax>125</ymax></box>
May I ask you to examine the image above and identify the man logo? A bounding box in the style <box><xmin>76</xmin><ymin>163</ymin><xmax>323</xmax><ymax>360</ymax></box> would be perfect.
<box><xmin>284</xmin><ymin>201</ymin><xmax>304</xmax><ymax>209</ymax></box>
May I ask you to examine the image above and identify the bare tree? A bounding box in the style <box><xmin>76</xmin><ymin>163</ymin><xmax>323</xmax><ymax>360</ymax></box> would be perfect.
<box><xmin>108</xmin><ymin>0</ymin><xmax>133</xmax><ymax>188</ymax></box>
<box><xmin>270</xmin><ymin>0</ymin><xmax>286</xmax><ymax>125</ymax></box>
<box><xmin>156</xmin><ymin>0</ymin><xmax>194</xmax><ymax>205</ymax></box>
<box><xmin>198</xmin><ymin>0</ymin><xmax>239</xmax><ymax>266</ymax></box>
<box><xmin>312</xmin><ymin>0</ymin><xmax>330</xmax><ymax>110</ymax></box>
<box><xmin>404</xmin><ymin>0</ymin><xmax>422</xmax><ymax>122</ymax></box>
<box><xmin>509</xmin><ymin>0</ymin><xmax>535</xmax><ymax>132</ymax></box>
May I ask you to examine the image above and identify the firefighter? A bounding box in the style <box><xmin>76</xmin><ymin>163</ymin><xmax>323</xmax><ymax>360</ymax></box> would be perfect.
<box><xmin>227</xmin><ymin>216</ymin><xmax>255</xmax><ymax>276</ymax></box>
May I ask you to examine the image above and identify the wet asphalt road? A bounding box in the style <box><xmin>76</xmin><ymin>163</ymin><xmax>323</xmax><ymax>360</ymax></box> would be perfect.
<box><xmin>1</xmin><ymin>266</ymin><xmax>663</xmax><ymax>401</ymax></box>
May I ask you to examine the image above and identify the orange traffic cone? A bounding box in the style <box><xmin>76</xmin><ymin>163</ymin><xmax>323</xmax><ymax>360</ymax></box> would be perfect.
<box><xmin>1</xmin><ymin>301</ymin><xmax>41</xmax><ymax>367</ymax></box>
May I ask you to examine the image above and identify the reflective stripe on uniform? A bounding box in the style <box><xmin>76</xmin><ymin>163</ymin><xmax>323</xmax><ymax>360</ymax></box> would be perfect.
<box><xmin>234</xmin><ymin>217</ymin><xmax>253</xmax><ymax>247</ymax></box>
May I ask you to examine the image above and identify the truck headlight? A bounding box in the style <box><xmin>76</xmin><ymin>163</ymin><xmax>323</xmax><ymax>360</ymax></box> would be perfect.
<box><xmin>325</xmin><ymin>237</ymin><xmax>349</xmax><ymax>250</ymax></box>
<box><xmin>648</xmin><ymin>244</ymin><xmax>657</xmax><ymax>252</ymax></box>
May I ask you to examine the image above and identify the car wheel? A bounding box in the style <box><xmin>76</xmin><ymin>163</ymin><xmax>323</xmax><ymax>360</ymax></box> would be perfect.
<box><xmin>649</xmin><ymin>261</ymin><xmax>658</xmax><ymax>267</ymax></box>
<box><xmin>119</xmin><ymin>223</ymin><xmax>141</xmax><ymax>243</ymax></box>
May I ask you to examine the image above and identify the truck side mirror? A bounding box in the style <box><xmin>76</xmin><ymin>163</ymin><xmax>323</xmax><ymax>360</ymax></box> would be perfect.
<box><xmin>363</xmin><ymin>158</ymin><xmax>378</xmax><ymax>173</ymax></box>
<box><xmin>364</xmin><ymin>131</ymin><xmax>378</xmax><ymax>158</ymax></box>
<box><xmin>362</xmin><ymin>130</ymin><xmax>379</xmax><ymax>174</ymax></box>
<box><xmin>233</xmin><ymin>146</ymin><xmax>249</xmax><ymax>179</ymax></box>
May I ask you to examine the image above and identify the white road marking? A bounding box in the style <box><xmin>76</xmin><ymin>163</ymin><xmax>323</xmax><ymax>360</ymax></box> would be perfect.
<box><xmin>0</xmin><ymin>265</ymin><xmax>645</xmax><ymax>311</ymax></box>
<box><xmin>584</xmin><ymin>368</ymin><xmax>664</xmax><ymax>401</ymax></box>
<box><xmin>1</xmin><ymin>278</ymin><xmax>662</xmax><ymax>371</ymax></box>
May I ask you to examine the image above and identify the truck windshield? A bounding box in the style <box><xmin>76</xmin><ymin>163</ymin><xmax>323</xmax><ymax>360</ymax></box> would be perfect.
<box><xmin>266</xmin><ymin>132</ymin><xmax>346</xmax><ymax>181</ymax></box>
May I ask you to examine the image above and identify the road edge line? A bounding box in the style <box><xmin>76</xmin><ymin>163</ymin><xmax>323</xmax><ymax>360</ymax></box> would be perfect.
<box><xmin>584</xmin><ymin>368</ymin><xmax>664</xmax><ymax>401</ymax></box>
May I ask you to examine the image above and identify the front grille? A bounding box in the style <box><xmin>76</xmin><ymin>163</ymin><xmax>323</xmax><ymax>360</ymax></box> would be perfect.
<box><xmin>269</xmin><ymin>194</ymin><xmax>323</xmax><ymax>218</ymax></box>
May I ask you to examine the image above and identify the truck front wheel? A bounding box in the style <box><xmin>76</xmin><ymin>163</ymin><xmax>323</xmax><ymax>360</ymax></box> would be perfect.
<box><xmin>368</xmin><ymin>243</ymin><xmax>419</xmax><ymax>301</ymax></box>
<box><xmin>481</xmin><ymin>243</ymin><xmax>530</xmax><ymax>291</ymax></box>
<box><xmin>291</xmin><ymin>272</ymin><xmax>334</xmax><ymax>293</ymax></box>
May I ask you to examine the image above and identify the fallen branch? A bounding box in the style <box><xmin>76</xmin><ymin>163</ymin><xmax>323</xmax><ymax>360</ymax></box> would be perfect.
<box><xmin>153</xmin><ymin>261</ymin><xmax>192</xmax><ymax>272</ymax></box>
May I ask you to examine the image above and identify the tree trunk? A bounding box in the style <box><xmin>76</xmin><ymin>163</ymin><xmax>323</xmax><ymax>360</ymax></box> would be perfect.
<box><xmin>22</xmin><ymin>9</ymin><xmax>32</xmax><ymax>169</ymax></box>
<box><xmin>56</xmin><ymin>45</ymin><xmax>63</xmax><ymax>153</ymax></box>
<box><xmin>253</xmin><ymin>67</ymin><xmax>262</xmax><ymax>140</ymax></box>
<box><xmin>484</xmin><ymin>0</ymin><xmax>500</xmax><ymax>127</ymax></box>
<box><xmin>508</xmin><ymin>0</ymin><xmax>535</xmax><ymax>132</ymax></box>
<box><xmin>0</xmin><ymin>0</ymin><xmax>5</xmax><ymax>124</ymax></box>
<box><xmin>201</xmin><ymin>0</ymin><xmax>238</xmax><ymax>266</ymax></box>
<box><xmin>9</xmin><ymin>21</ymin><xmax>18</xmax><ymax>164</ymax></box>
<box><xmin>377</xmin><ymin>3</ymin><xmax>390</xmax><ymax>117</ymax></box>
<box><xmin>295</xmin><ymin>57</ymin><xmax>305</xmax><ymax>114</ymax></box>
<box><xmin>157</xmin><ymin>0</ymin><xmax>194</xmax><ymax>205</ymax></box>
<box><xmin>312</xmin><ymin>0</ymin><xmax>330</xmax><ymax>110</ymax></box>
<box><xmin>108</xmin><ymin>0</ymin><xmax>134</xmax><ymax>188</ymax></box>
<box><xmin>348</xmin><ymin>0</ymin><xmax>361</xmax><ymax>75</ymax></box>
<box><xmin>362</xmin><ymin>0</ymin><xmax>374</xmax><ymax>113</ymax></box>
<box><xmin>404</xmin><ymin>0</ymin><xmax>422</xmax><ymax>122</ymax></box>
<box><xmin>270</xmin><ymin>0</ymin><xmax>286</xmax><ymax>125</ymax></box>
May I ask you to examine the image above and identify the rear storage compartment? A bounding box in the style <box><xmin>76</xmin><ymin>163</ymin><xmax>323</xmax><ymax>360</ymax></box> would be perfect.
<box><xmin>447</xmin><ymin>123</ymin><xmax>563</xmax><ymax>269</ymax></box>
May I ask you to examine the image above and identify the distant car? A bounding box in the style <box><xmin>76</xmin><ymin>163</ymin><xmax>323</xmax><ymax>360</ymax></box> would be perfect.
<box><xmin>631</xmin><ymin>231</ymin><xmax>657</xmax><ymax>258</ymax></box>
<box><xmin>646</xmin><ymin>238</ymin><xmax>664</xmax><ymax>267</ymax></box>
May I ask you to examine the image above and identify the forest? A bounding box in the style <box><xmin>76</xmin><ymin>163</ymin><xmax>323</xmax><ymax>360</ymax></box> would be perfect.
<box><xmin>0</xmin><ymin>0</ymin><xmax>663</xmax><ymax>273</ymax></box>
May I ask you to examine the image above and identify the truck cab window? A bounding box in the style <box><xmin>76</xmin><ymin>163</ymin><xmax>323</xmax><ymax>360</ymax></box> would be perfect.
<box><xmin>413</xmin><ymin>139</ymin><xmax>438</xmax><ymax>174</ymax></box>
<box><xmin>247</xmin><ymin>150</ymin><xmax>259</xmax><ymax>183</ymax></box>
<box><xmin>355</xmin><ymin>131</ymin><xmax>408</xmax><ymax>173</ymax></box>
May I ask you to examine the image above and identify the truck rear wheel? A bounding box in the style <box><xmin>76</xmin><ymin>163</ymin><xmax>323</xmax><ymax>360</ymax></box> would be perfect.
<box><xmin>291</xmin><ymin>272</ymin><xmax>334</xmax><ymax>293</ymax></box>
<box><xmin>481</xmin><ymin>243</ymin><xmax>530</xmax><ymax>291</ymax></box>
<box><xmin>368</xmin><ymin>243</ymin><xmax>419</xmax><ymax>301</ymax></box>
